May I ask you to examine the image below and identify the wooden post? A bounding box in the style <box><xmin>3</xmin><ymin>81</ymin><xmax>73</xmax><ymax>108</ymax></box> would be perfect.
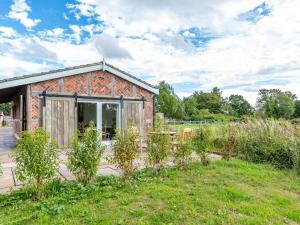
<box><xmin>20</xmin><ymin>94</ymin><xmax>23</xmax><ymax>131</ymax></box>
<box><xmin>26</xmin><ymin>85</ymin><xmax>32</xmax><ymax>130</ymax></box>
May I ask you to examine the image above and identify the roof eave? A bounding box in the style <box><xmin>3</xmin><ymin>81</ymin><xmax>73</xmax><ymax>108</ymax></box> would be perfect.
<box><xmin>0</xmin><ymin>63</ymin><xmax>159</xmax><ymax>95</ymax></box>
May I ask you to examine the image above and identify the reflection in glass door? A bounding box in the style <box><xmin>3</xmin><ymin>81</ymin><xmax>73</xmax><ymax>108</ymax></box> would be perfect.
<box><xmin>77</xmin><ymin>102</ymin><xmax>120</xmax><ymax>140</ymax></box>
<box><xmin>77</xmin><ymin>102</ymin><xmax>97</xmax><ymax>135</ymax></box>
<box><xmin>102</xmin><ymin>103</ymin><xmax>119</xmax><ymax>141</ymax></box>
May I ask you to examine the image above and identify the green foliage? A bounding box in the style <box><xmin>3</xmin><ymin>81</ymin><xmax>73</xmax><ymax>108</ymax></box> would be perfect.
<box><xmin>293</xmin><ymin>100</ymin><xmax>300</xmax><ymax>118</ymax></box>
<box><xmin>68</xmin><ymin>122</ymin><xmax>104</xmax><ymax>185</ymax></box>
<box><xmin>157</xmin><ymin>81</ymin><xmax>180</xmax><ymax>118</ymax></box>
<box><xmin>193</xmin><ymin>87</ymin><xmax>224</xmax><ymax>114</ymax></box>
<box><xmin>154</xmin><ymin>114</ymin><xmax>165</xmax><ymax>131</ymax></box>
<box><xmin>235</xmin><ymin>119</ymin><xmax>300</xmax><ymax>169</ymax></box>
<box><xmin>227</xmin><ymin>94</ymin><xmax>254</xmax><ymax>116</ymax></box>
<box><xmin>14</xmin><ymin>128</ymin><xmax>59</xmax><ymax>199</ymax></box>
<box><xmin>192</xmin><ymin>126</ymin><xmax>212</xmax><ymax>166</ymax></box>
<box><xmin>0</xmin><ymin>103</ymin><xmax>11</xmax><ymax>115</ymax></box>
<box><xmin>112</xmin><ymin>125</ymin><xmax>139</xmax><ymax>177</ymax></box>
<box><xmin>223</xmin><ymin>124</ymin><xmax>237</xmax><ymax>160</ymax></box>
<box><xmin>256</xmin><ymin>89</ymin><xmax>296</xmax><ymax>119</ymax></box>
<box><xmin>294</xmin><ymin>146</ymin><xmax>300</xmax><ymax>175</ymax></box>
<box><xmin>147</xmin><ymin>132</ymin><xmax>171</xmax><ymax>171</ymax></box>
<box><xmin>173</xmin><ymin>134</ymin><xmax>193</xmax><ymax>169</ymax></box>
<box><xmin>183</xmin><ymin>96</ymin><xmax>198</xmax><ymax>119</ymax></box>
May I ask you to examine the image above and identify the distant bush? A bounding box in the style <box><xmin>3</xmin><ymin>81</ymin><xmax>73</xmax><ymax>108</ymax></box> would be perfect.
<box><xmin>235</xmin><ymin>119</ymin><xmax>300</xmax><ymax>170</ymax></box>
<box><xmin>174</xmin><ymin>133</ymin><xmax>193</xmax><ymax>169</ymax></box>
<box><xmin>112</xmin><ymin>125</ymin><xmax>139</xmax><ymax>177</ymax></box>
<box><xmin>223</xmin><ymin>124</ymin><xmax>237</xmax><ymax>161</ymax></box>
<box><xmin>192</xmin><ymin>126</ymin><xmax>212</xmax><ymax>166</ymax></box>
<box><xmin>68</xmin><ymin>122</ymin><xmax>104</xmax><ymax>185</ymax></box>
<box><xmin>14</xmin><ymin>128</ymin><xmax>59</xmax><ymax>199</ymax></box>
<box><xmin>147</xmin><ymin>132</ymin><xmax>171</xmax><ymax>172</ymax></box>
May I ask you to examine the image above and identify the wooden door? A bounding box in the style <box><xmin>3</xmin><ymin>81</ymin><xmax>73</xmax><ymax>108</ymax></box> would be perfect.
<box><xmin>44</xmin><ymin>98</ymin><xmax>76</xmax><ymax>148</ymax></box>
<box><xmin>122</xmin><ymin>102</ymin><xmax>145</xmax><ymax>137</ymax></box>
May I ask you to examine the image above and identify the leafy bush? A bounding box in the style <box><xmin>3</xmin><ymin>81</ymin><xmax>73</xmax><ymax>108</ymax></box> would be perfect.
<box><xmin>294</xmin><ymin>145</ymin><xmax>300</xmax><ymax>175</ymax></box>
<box><xmin>223</xmin><ymin>124</ymin><xmax>237</xmax><ymax>160</ymax></box>
<box><xmin>68</xmin><ymin>122</ymin><xmax>104</xmax><ymax>185</ymax></box>
<box><xmin>192</xmin><ymin>126</ymin><xmax>212</xmax><ymax>166</ymax></box>
<box><xmin>111</xmin><ymin>125</ymin><xmax>139</xmax><ymax>177</ymax></box>
<box><xmin>147</xmin><ymin>132</ymin><xmax>171</xmax><ymax>171</ymax></box>
<box><xmin>174</xmin><ymin>133</ymin><xmax>193</xmax><ymax>169</ymax></box>
<box><xmin>235</xmin><ymin>119</ymin><xmax>300</xmax><ymax>169</ymax></box>
<box><xmin>14</xmin><ymin>128</ymin><xmax>59</xmax><ymax>199</ymax></box>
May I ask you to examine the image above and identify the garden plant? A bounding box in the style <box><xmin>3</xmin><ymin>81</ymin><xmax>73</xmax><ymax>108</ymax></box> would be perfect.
<box><xmin>111</xmin><ymin>124</ymin><xmax>139</xmax><ymax>177</ymax></box>
<box><xmin>173</xmin><ymin>133</ymin><xmax>193</xmax><ymax>169</ymax></box>
<box><xmin>68</xmin><ymin>121</ymin><xmax>105</xmax><ymax>185</ymax></box>
<box><xmin>14</xmin><ymin>128</ymin><xmax>59</xmax><ymax>199</ymax></box>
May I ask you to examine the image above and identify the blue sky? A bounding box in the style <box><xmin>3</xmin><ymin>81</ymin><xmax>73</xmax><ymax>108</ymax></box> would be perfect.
<box><xmin>0</xmin><ymin>0</ymin><xmax>300</xmax><ymax>104</ymax></box>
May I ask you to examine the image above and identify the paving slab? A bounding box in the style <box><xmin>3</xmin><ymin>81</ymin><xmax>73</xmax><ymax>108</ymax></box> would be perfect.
<box><xmin>97</xmin><ymin>166</ymin><xmax>120</xmax><ymax>176</ymax></box>
<box><xmin>0</xmin><ymin>167</ymin><xmax>14</xmax><ymax>189</ymax></box>
<box><xmin>0</xmin><ymin>127</ymin><xmax>16</xmax><ymax>153</ymax></box>
<box><xmin>59</xmin><ymin>164</ymin><xmax>75</xmax><ymax>181</ymax></box>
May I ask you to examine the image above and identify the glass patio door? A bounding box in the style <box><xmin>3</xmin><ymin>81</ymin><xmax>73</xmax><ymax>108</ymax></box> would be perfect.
<box><xmin>77</xmin><ymin>101</ymin><xmax>120</xmax><ymax>140</ymax></box>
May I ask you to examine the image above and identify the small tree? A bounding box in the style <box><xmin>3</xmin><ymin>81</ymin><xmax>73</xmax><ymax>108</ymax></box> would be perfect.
<box><xmin>111</xmin><ymin>125</ymin><xmax>139</xmax><ymax>177</ymax></box>
<box><xmin>68</xmin><ymin>122</ymin><xmax>104</xmax><ymax>184</ymax></box>
<box><xmin>192</xmin><ymin>126</ymin><xmax>211</xmax><ymax>166</ymax></box>
<box><xmin>15</xmin><ymin>128</ymin><xmax>59</xmax><ymax>199</ymax></box>
<box><xmin>174</xmin><ymin>133</ymin><xmax>193</xmax><ymax>169</ymax></box>
<box><xmin>147</xmin><ymin>133</ymin><xmax>171</xmax><ymax>172</ymax></box>
<box><xmin>223</xmin><ymin>124</ymin><xmax>237</xmax><ymax>160</ymax></box>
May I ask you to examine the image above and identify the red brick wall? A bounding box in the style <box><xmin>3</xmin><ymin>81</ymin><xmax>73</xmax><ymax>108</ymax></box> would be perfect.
<box><xmin>30</xmin><ymin>70</ymin><xmax>154</xmax><ymax>129</ymax></box>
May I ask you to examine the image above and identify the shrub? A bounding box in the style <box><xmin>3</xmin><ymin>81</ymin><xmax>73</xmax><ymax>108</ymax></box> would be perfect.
<box><xmin>111</xmin><ymin>125</ymin><xmax>139</xmax><ymax>177</ymax></box>
<box><xmin>223</xmin><ymin>124</ymin><xmax>237</xmax><ymax>160</ymax></box>
<box><xmin>14</xmin><ymin>128</ymin><xmax>59</xmax><ymax>199</ymax></box>
<box><xmin>68</xmin><ymin>122</ymin><xmax>104</xmax><ymax>185</ymax></box>
<box><xmin>235</xmin><ymin>119</ymin><xmax>300</xmax><ymax>169</ymax></box>
<box><xmin>174</xmin><ymin>133</ymin><xmax>193</xmax><ymax>169</ymax></box>
<box><xmin>147</xmin><ymin>132</ymin><xmax>171</xmax><ymax>172</ymax></box>
<box><xmin>192</xmin><ymin>126</ymin><xmax>212</xmax><ymax>166</ymax></box>
<box><xmin>294</xmin><ymin>145</ymin><xmax>300</xmax><ymax>175</ymax></box>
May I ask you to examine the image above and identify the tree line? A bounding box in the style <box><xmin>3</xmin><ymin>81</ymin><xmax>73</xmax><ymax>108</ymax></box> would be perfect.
<box><xmin>157</xmin><ymin>81</ymin><xmax>300</xmax><ymax>121</ymax></box>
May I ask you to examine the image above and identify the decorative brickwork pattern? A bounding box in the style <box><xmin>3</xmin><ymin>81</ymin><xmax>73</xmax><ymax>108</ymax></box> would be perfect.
<box><xmin>91</xmin><ymin>71</ymin><xmax>112</xmax><ymax>96</ymax></box>
<box><xmin>63</xmin><ymin>74</ymin><xmax>87</xmax><ymax>95</ymax></box>
<box><xmin>32</xmin><ymin>79</ymin><xmax>59</xmax><ymax>92</ymax></box>
<box><xmin>31</xmin><ymin>97</ymin><xmax>40</xmax><ymax>120</ymax></box>
<box><xmin>115</xmin><ymin>77</ymin><xmax>133</xmax><ymax>97</ymax></box>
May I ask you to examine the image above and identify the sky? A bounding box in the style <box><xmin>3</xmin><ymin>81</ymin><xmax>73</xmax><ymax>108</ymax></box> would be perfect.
<box><xmin>0</xmin><ymin>0</ymin><xmax>300</xmax><ymax>105</ymax></box>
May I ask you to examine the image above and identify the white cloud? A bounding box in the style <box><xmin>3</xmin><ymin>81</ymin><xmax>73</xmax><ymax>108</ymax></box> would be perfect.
<box><xmin>93</xmin><ymin>34</ymin><xmax>132</xmax><ymax>59</ymax></box>
<box><xmin>0</xmin><ymin>27</ymin><xmax>17</xmax><ymax>38</ymax></box>
<box><xmin>8</xmin><ymin>0</ymin><xmax>41</xmax><ymax>29</ymax></box>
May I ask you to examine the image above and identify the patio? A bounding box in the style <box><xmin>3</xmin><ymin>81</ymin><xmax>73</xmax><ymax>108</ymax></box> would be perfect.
<box><xmin>0</xmin><ymin>148</ymin><xmax>222</xmax><ymax>194</ymax></box>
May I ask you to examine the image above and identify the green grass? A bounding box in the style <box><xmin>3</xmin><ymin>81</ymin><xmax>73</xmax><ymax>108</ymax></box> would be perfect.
<box><xmin>165</xmin><ymin>122</ymin><xmax>226</xmax><ymax>131</ymax></box>
<box><xmin>0</xmin><ymin>160</ymin><xmax>299</xmax><ymax>225</ymax></box>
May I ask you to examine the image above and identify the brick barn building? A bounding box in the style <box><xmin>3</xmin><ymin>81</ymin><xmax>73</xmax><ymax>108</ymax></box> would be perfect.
<box><xmin>0</xmin><ymin>62</ymin><xmax>159</xmax><ymax>148</ymax></box>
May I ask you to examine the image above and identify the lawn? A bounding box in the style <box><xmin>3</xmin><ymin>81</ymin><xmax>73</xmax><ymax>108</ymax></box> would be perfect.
<box><xmin>0</xmin><ymin>160</ymin><xmax>299</xmax><ymax>225</ymax></box>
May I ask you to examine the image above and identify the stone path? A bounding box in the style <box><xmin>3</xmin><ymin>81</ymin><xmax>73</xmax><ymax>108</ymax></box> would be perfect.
<box><xmin>0</xmin><ymin>150</ymin><xmax>222</xmax><ymax>194</ymax></box>
<box><xmin>0</xmin><ymin>127</ymin><xmax>16</xmax><ymax>153</ymax></box>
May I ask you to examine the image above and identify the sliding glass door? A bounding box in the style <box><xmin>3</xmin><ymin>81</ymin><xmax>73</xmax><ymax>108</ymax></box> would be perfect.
<box><xmin>77</xmin><ymin>101</ymin><xmax>120</xmax><ymax>141</ymax></box>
